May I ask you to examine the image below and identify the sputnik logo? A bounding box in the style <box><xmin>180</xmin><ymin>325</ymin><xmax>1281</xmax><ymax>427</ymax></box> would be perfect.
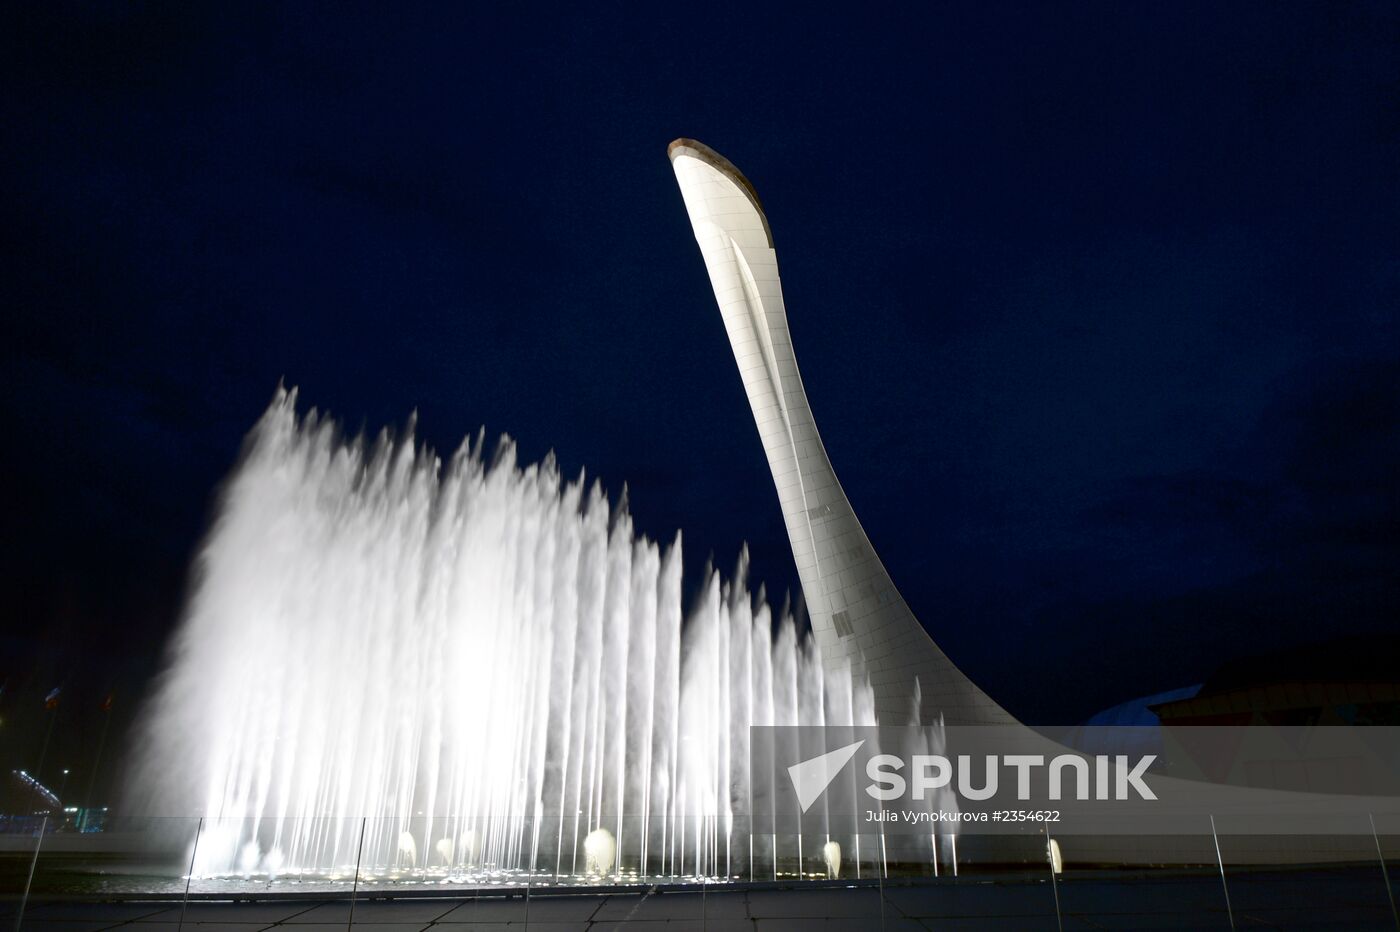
<box><xmin>787</xmin><ymin>740</ymin><xmax>865</xmax><ymax>813</ymax></box>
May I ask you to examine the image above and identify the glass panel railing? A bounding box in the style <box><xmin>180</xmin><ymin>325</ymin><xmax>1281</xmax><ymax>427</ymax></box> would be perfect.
<box><xmin>1214</xmin><ymin>813</ymin><xmax>1398</xmax><ymax>929</ymax></box>
<box><xmin>3</xmin><ymin>816</ymin><xmax>201</xmax><ymax>928</ymax></box>
<box><xmin>1372</xmin><ymin>811</ymin><xmax>1400</xmax><ymax>928</ymax></box>
<box><xmin>878</xmin><ymin>829</ymin><xmax>1061</xmax><ymax>930</ymax></box>
<box><xmin>178</xmin><ymin>817</ymin><xmax>359</xmax><ymax>927</ymax></box>
<box><xmin>0</xmin><ymin>813</ymin><xmax>50</xmax><ymax>928</ymax></box>
<box><xmin>744</xmin><ymin>832</ymin><xmax>883</xmax><ymax>926</ymax></box>
<box><xmin>8</xmin><ymin>808</ymin><xmax>1400</xmax><ymax>926</ymax></box>
<box><xmin>1050</xmin><ymin>828</ymin><xmax>1231</xmax><ymax>930</ymax></box>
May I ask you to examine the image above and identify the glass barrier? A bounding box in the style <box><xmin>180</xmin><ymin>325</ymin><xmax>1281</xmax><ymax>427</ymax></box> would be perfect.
<box><xmin>1373</xmin><ymin>811</ymin><xmax>1400</xmax><ymax>927</ymax></box>
<box><xmin>181</xmin><ymin>816</ymin><xmax>361</xmax><ymax>926</ymax></box>
<box><xmin>1050</xmin><ymin>827</ymin><xmax>1231</xmax><ymax>929</ymax></box>
<box><xmin>0</xmin><ymin>814</ymin><xmax>49</xmax><ymax>928</ymax></box>
<box><xmin>5</xmin><ymin>810</ymin><xmax>1400</xmax><ymax>927</ymax></box>
<box><xmin>1214</xmin><ymin>813</ymin><xmax>1397</xmax><ymax>929</ymax></box>
<box><xmin>3</xmin><ymin>816</ymin><xmax>200</xmax><ymax>928</ymax></box>
<box><xmin>878</xmin><ymin>828</ymin><xmax>1061</xmax><ymax>930</ymax></box>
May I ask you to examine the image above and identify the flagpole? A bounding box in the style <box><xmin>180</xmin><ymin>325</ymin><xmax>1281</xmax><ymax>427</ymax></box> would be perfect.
<box><xmin>83</xmin><ymin>697</ymin><xmax>113</xmax><ymax>828</ymax></box>
<box><xmin>34</xmin><ymin>702</ymin><xmax>58</xmax><ymax>785</ymax></box>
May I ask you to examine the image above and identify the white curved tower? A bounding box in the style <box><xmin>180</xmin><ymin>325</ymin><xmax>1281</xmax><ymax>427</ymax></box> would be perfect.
<box><xmin>669</xmin><ymin>138</ymin><xmax>1013</xmax><ymax>725</ymax></box>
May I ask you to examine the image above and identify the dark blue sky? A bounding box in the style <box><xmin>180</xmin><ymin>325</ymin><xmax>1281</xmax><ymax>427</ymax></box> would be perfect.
<box><xmin>1</xmin><ymin>2</ymin><xmax>1396</xmax><ymax>780</ymax></box>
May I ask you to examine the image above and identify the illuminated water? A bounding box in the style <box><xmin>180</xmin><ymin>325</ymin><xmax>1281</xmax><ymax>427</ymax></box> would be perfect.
<box><xmin>131</xmin><ymin>388</ymin><xmax>875</xmax><ymax>881</ymax></box>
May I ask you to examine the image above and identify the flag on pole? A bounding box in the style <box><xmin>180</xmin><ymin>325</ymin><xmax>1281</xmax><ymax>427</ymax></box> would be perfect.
<box><xmin>44</xmin><ymin>687</ymin><xmax>61</xmax><ymax>710</ymax></box>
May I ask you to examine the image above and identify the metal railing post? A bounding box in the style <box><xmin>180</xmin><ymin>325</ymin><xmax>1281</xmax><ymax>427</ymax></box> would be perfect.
<box><xmin>178</xmin><ymin>817</ymin><xmax>204</xmax><ymax>931</ymax></box>
<box><xmin>15</xmin><ymin>814</ymin><xmax>47</xmax><ymax>932</ymax></box>
<box><xmin>1370</xmin><ymin>814</ymin><xmax>1399</xmax><ymax>931</ymax></box>
<box><xmin>347</xmin><ymin>817</ymin><xmax>367</xmax><ymax>931</ymax></box>
<box><xmin>1209</xmin><ymin>815</ymin><xmax>1234</xmax><ymax>930</ymax></box>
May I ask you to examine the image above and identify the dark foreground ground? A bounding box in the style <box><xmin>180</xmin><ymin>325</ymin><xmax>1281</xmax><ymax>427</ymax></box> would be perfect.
<box><xmin>4</xmin><ymin>866</ymin><xmax>1399</xmax><ymax>932</ymax></box>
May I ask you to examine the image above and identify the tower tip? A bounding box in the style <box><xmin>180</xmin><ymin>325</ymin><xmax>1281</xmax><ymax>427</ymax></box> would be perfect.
<box><xmin>667</xmin><ymin>138</ymin><xmax>771</xmax><ymax>246</ymax></box>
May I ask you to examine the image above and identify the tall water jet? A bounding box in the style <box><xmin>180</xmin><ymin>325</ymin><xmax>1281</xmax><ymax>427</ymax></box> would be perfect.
<box><xmin>130</xmin><ymin>388</ymin><xmax>875</xmax><ymax>882</ymax></box>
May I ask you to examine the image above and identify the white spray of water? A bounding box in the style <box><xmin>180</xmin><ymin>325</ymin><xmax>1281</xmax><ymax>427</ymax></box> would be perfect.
<box><xmin>131</xmin><ymin>388</ymin><xmax>875</xmax><ymax>880</ymax></box>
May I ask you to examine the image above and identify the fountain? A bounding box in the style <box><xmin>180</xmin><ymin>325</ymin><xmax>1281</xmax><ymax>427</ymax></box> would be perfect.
<box><xmin>129</xmin><ymin>387</ymin><xmax>876</xmax><ymax>883</ymax></box>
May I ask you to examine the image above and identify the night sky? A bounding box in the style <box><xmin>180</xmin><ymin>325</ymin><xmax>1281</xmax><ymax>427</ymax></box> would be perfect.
<box><xmin>2</xmin><ymin>3</ymin><xmax>1397</xmax><ymax>799</ymax></box>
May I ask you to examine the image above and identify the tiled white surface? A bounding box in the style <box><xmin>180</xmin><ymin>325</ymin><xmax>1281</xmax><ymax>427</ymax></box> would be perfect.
<box><xmin>671</xmin><ymin>143</ymin><xmax>1013</xmax><ymax>726</ymax></box>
